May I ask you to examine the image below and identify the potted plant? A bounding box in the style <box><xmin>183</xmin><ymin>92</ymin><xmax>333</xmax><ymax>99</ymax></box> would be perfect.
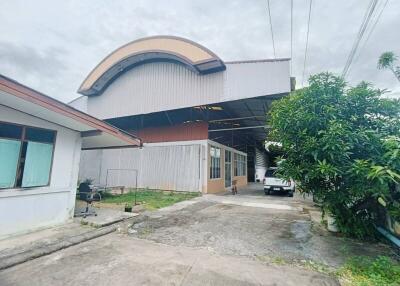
<box><xmin>379</xmin><ymin>196</ymin><xmax>400</xmax><ymax>237</ymax></box>
<box><xmin>125</xmin><ymin>203</ymin><xmax>132</xmax><ymax>213</ymax></box>
<box><xmin>388</xmin><ymin>205</ymin><xmax>400</xmax><ymax>237</ymax></box>
<box><xmin>323</xmin><ymin>208</ymin><xmax>339</xmax><ymax>233</ymax></box>
<box><xmin>124</xmin><ymin>203</ymin><xmax>132</xmax><ymax>213</ymax></box>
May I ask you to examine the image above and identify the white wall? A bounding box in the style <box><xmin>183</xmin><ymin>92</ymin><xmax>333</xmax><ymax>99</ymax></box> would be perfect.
<box><xmin>69</xmin><ymin>96</ymin><xmax>88</xmax><ymax>112</ymax></box>
<box><xmin>71</xmin><ymin>60</ymin><xmax>290</xmax><ymax>119</ymax></box>
<box><xmin>0</xmin><ymin>105</ymin><xmax>82</xmax><ymax>238</ymax></box>
<box><xmin>79</xmin><ymin>140</ymin><xmax>207</xmax><ymax>192</ymax></box>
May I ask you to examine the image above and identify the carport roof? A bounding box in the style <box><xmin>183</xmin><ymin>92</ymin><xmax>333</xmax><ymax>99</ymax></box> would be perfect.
<box><xmin>0</xmin><ymin>74</ymin><xmax>142</xmax><ymax>149</ymax></box>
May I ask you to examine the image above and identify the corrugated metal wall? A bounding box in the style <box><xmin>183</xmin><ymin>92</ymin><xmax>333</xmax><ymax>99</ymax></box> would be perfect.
<box><xmin>69</xmin><ymin>96</ymin><xmax>87</xmax><ymax>112</ymax></box>
<box><xmin>224</xmin><ymin>61</ymin><xmax>290</xmax><ymax>101</ymax></box>
<box><xmin>255</xmin><ymin>148</ymin><xmax>267</xmax><ymax>167</ymax></box>
<box><xmin>87</xmin><ymin>62</ymin><xmax>224</xmax><ymax>119</ymax></box>
<box><xmin>79</xmin><ymin>144</ymin><xmax>202</xmax><ymax>192</ymax></box>
<box><xmin>255</xmin><ymin>147</ymin><xmax>268</xmax><ymax>182</ymax></box>
<box><xmin>83</xmin><ymin>61</ymin><xmax>290</xmax><ymax>119</ymax></box>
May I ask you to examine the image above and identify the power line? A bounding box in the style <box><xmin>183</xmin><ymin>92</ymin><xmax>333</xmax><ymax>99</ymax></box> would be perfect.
<box><xmin>266</xmin><ymin>0</ymin><xmax>276</xmax><ymax>58</ymax></box>
<box><xmin>363</xmin><ymin>0</ymin><xmax>389</xmax><ymax>46</ymax></box>
<box><xmin>290</xmin><ymin>0</ymin><xmax>293</xmax><ymax>75</ymax></box>
<box><xmin>301</xmin><ymin>0</ymin><xmax>313</xmax><ymax>86</ymax></box>
<box><xmin>345</xmin><ymin>0</ymin><xmax>375</xmax><ymax>75</ymax></box>
<box><xmin>341</xmin><ymin>0</ymin><xmax>378</xmax><ymax>78</ymax></box>
<box><xmin>342</xmin><ymin>0</ymin><xmax>376</xmax><ymax>78</ymax></box>
<box><xmin>349</xmin><ymin>0</ymin><xmax>389</xmax><ymax>73</ymax></box>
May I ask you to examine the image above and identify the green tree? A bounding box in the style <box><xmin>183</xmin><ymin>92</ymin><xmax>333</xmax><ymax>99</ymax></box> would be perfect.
<box><xmin>378</xmin><ymin>51</ymin><xmax>400</xmax><ymax>82</ymax></box>
<box><xmin>268</xmin><ymin>73</ymin><xmax>400</xmax><ymax>239</ymax></box>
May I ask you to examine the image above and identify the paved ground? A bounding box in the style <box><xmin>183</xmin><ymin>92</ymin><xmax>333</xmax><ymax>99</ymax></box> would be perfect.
<box><xmin>74</xmin><ymin>200</ymin><xmax>138</xmax><ymax>227</ymax></box>
<box><xmin>0</xmin><ymin>233</ymin><xmax>339</xmax><ymax>286</ymax></box>
<box><xmin>129</xmin><ymin>184</ymin><xmax>391</xmax><ymax>268</ymax></box>
<box><xmin>0</xmin><ymin>222</ymin><xmax>93</xmax><ymax>259</ymax></box>
<box><xmin>0</xmin><ymin>206</ymin><xmax>137</xmax><ymax>261</ymax></box>
<box><xmin>0</xmin><ymin>184</ymin><xmax>393</xmax><ymax>285</ymax></box>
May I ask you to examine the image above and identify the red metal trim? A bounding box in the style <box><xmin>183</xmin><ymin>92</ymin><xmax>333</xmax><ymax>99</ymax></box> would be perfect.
<box><xmin>130</xmin><ymin>121</ymin><xmax>208</xmax><ymax>143</ymax></box>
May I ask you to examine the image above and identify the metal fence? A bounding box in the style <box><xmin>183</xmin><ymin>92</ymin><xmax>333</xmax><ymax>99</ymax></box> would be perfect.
<box><xmin>78</xmin><ymin>144</ymin><xmax>203</xmax><ymax>192</ymax></box>
<box><xmin>105</xmin><ymin>168</ymin><xmax>138</xmax><ymax>189</ymax></box>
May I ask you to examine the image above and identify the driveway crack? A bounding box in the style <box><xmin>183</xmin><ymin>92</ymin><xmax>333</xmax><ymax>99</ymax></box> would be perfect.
<box><xmin>179</xmin><ymin>257</ymin><xmax>198</xmax><ymax>286</ymax></box>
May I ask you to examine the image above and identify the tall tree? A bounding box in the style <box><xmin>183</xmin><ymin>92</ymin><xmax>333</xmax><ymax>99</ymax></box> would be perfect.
<box><xmin>268</xmin><ymin>73</ymin><xmax>400</xmax><ymax>239</ymax></box>
<box><xmin>378</xmin><ymin>52</ymin><xmax>400</xmax><ymax>82</ymax></box>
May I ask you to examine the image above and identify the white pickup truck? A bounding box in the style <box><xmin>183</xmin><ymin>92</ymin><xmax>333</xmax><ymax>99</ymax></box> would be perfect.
<box><xmin>263</xmin><ymin>167</ymin><xmax>295</xmax><ymax>197</ymax></box>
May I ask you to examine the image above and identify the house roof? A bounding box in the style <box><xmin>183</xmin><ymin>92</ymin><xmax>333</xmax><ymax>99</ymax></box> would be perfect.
<box><xmin>78</xmin><ymin>35</ymin><xmax>226</xmax><ymax>96</ymax></box>
<box><xmin>0</xmin><ymin>74</ymin><xmax>142</xmax><ymax>149</ymax></box>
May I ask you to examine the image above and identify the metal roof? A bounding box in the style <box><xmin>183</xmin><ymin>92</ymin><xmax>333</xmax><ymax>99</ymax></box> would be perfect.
<box><xmin>78</xmin><ymin>35</ymin><xmax>226</xmax><ymax>96</ymax></box>
<box><xmin>0</xmin><ymin>74</ymin><xmax>142</xmax><ymax>149</ymax></box>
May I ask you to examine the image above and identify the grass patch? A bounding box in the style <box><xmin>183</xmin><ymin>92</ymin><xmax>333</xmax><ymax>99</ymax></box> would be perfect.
<box><xmin>256</xmin><ymin>254</ymin><xmax>400</xmax><ymax>286</ymax></box>
<box><xmin>300</xmin><ymin>259</ymin><xmax>332</xmax><ymax>274</ymax></box>
<box><xmin>255</xmin><ymin>255</ymin><xmax>332</xmax><ymax>274</ymax></box>
<box><xmin>80</xmin><ymin>220</ymin><xmax>89</xmax><ymax>226</ymax></box>
<box><xmin>337</xmin><ymin>256</ymin><xmax>400</xmax><ymax>286</ymax></box>
<box><xmin>255</xmin><ymin>255</ymin><xmax>289</xmax><ymax>265</ymax></box>
<box><xmin>101</xmin><ymin>189</ymin><xmax>200</xmax><ymax>210</ymax></box>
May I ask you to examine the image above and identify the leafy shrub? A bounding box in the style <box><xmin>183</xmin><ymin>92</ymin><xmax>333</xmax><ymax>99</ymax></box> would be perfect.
<box><xmin>268</xmin><ymin>73</ymin><xmax>400</xmax><ymax>238</ymax></box>
<box><xmin>338</xmin><ymin>256</ymin><xmax>400</xmax><ymax>286</ymax></box>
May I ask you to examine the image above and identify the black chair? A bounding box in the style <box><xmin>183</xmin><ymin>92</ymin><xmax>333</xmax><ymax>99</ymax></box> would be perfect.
<box><xmin>76</xmin><ymin>183</ymin><xmax>101</xmax><ymax>218</ymax></box>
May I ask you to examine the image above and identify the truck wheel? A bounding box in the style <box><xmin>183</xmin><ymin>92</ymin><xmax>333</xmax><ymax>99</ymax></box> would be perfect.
<box><xmin>287</xmin><ymin>191</ymin><xmax>294</xmax><ymax>197</ymax></box>
<box><xmin>265</xmin><ymin>190</ymin><xmax>270</xmax><ymax>195</ymax></box>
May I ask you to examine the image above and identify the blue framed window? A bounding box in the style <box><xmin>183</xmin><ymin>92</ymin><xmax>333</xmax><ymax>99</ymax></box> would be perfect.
<box><xmin>0</xmin><ymin>122</ymin><xmax>56</xmax><ymax>189</ymax></box>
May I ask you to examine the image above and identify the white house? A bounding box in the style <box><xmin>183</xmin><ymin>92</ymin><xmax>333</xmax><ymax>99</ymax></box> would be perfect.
<box><xmin>0</xmin><ymin>74</ymin><xmax>141</xmax><ymax>238</ymax></box>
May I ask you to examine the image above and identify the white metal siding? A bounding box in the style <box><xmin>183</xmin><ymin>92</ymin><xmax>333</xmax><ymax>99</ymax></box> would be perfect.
<box><xmin>69</xmin><ymin>96</ymin><xmax>88</xmax><ymax>112</ymax></box>
<box><xmin>83</xmin><ymin>60</ymin><xmax>290</xmax><ymax>119</ymax></box>
<box><xmin>255</xmin><ymin>148</ymin><xmax>268</xmax><ymax>167</ymax></box>
<box><xmin>87</xmin><ymin>62</ymin><xmax>224</xmax><ymax>119</ymax></box>
<box><xmin>223</xmin><ymin>61</ymin><xmax>290</xmax><ymax>101</ymax></box>
<box><xmin>255</xmin><ymin>147</ymin><xmax>268</xmax><ymax>182</ymax></box>
<box><xmin>79</xmin><ymin>143</ymin><xmax>203</xmax><ymax>192</ymax></box>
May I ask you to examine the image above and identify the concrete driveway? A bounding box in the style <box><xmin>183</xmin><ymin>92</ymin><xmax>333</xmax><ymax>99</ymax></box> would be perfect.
<box><xmin>0</xmin><ymin>233</ymin><xmax>338</xmax><ymax>286</ymax></box>
<box><xmin>0</xmin><ymin>184</ymin><xmax>390</xmax><ymax>285</ymax></box>
<box><xmin>128</xmin><ymin>184</ymin><xmax>389</xmax><ymax>268</ymax></box>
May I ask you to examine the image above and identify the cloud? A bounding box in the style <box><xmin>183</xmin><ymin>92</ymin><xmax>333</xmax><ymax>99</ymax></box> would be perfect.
<box><xmin>0</xmin><ymin>41</ymin><xmax>66</xmax><ymax>77</ymax></box>
<box><xmin>0</xmin><ymin>0</ymin><xmax>398</xmax><ymax>102</ymax></box>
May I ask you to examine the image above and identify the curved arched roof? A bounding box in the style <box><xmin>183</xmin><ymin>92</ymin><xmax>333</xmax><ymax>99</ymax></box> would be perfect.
<box><xmin>78</xmin><ymin>35</ymin><xmax>226</xmax><ymax>96</ymax></box>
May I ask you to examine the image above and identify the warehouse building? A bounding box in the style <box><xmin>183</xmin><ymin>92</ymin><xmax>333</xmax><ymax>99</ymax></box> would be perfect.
<box><xmin>70</xmin><ymin>35</ymin><xmax>291</xmax><ymax>193</ymax></box>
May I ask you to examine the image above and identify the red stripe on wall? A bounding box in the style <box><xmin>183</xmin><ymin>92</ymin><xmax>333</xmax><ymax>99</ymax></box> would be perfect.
<box><xmin>129</xmin><ymin>122</ymin><xmax>208</xmax><ymax>143</ymax></box>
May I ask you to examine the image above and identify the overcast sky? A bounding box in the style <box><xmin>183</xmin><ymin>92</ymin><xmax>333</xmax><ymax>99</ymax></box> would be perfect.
<box><xmin>1</xmin><ymin>0</ymin><xmax>399</xmax><ymax>103</ymax></box>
